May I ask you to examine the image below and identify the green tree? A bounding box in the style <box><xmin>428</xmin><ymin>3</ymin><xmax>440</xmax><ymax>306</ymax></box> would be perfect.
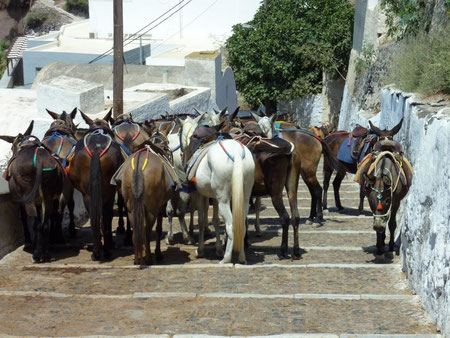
<box><xmin>226</xmin><ymin>0</ymin><xmax>354</xmax><ymax>113</ymax></box>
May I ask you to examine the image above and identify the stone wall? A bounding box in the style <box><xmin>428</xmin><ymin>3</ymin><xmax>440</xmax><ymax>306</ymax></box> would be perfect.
<box><xmin>0</xmin><ymin>179</ymin><xmax>23</xmax><ymax>259</ymax></box>
<box><xmin>339</xmin><ymin>87</ymin><xmax>450</xmax><ymax>336</ymax></box>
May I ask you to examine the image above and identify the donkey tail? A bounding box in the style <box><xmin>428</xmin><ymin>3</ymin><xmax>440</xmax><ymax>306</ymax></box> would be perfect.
<box><xmin>231</xmin><ymin>154</ymin><xmax>245</xmax><ymax>253</ymax></box>
<box><xmin>89</xmin><ymin>151</ymin><xmax>102</xmax><ymax>240</ymax></box>
<box><xmin>321</xmin><ymin>140</ymin><xmax>346</xmax><ymax>176</ymax></box>
<box><xmin>131</xmin><ymin>153</ymin><xmax>145</xmax><ymax>260</ymax></box>
<box><xmin>19</xmin><ymin>151</ymin><xmax>43</xmax><ymax>204</ymax></box>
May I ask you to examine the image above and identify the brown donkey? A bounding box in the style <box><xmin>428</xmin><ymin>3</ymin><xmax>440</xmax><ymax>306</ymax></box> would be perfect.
<box><xmin>68</xmin><ymin>109</ymin><xmax>124</xmax><ymax>260</ymax></box>
<box><xmin>116</xmin><ymin>141</ymin><xmax>175</xmax><ymax>265</ymax></box>
<box><xmin>43</xmin><ymin>108</ymin><xmax>79</xmax><ymax>238</ymax></box>
<box><xmin>0</xmin><ymin>121</ymin><xmax>65</xmax><ymax>262</ymax></box>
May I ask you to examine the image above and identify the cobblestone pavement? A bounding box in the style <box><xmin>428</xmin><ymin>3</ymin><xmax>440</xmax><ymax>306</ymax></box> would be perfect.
<box><xmin>0</xmin><ymin>171</ymin><xmax>440</xmax><ymax>337</ymax></box>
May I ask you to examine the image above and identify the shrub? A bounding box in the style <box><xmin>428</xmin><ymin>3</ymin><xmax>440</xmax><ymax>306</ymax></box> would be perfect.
<box><xmin>355</xmin><ymin>43</ymin><xmax>376</xmax><ymax>75</ymax></box>
<box><xmin>386</xmin><ymin>25</ymin><xmax>450</xmax><ymax>95</ymax></box>
<box><xmin>25</xmin><ymin>8</ymin><xmax>49</xmax><ymax>30</ymax></box>
<box><xmin>0</xmin><ymin>40</ymin><xmax>11</xmax><ymax>78</ymax></box>
<box><xmin>65</xmin><ymin>0</ymin><xmax>89</xmax><ymax>17</ymax></box>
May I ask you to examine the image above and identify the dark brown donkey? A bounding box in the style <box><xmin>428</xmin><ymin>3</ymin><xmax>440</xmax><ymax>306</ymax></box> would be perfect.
<box><xmin>322</xmin><ymin>119</ymin><xmax>403</xmax><ymax>214</ymax></box>
<box><xmin>43</xmin><ymin>108</ymin><xmax>79</xmax><ymax>238</ymax></box>
<box><xmin>358</xmin><ymin>144</ymin><xmax>412</xmax><ymax>262</ymax></box>
<box><xmin>231</xmin><ymin>128</ymin><xmax>295</xmax><ymax>258</ymax></box>
<box><xmin>0</xmin><ymin>121</ymin><xmax>65</xmax><ymax>262</ymax></box>
<box><xmin>68</xmin><ymin>110</ymin><xmax>124</xmax><ymax>260</ymax></box>
<box><xmin>116</xmin><ymin>140</ymin><xmax>176</xmax><ymax>265</ymax></box>
<box><xmin>251</xmin><ymin>114</ymin><xmax>346</xmax><ymax>227</ymax></box>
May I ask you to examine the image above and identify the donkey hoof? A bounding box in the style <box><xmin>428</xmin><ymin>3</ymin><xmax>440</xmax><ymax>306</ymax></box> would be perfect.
<box><xmin>292</xmin><ymin>247</ymin><xmax>302</xmax><ymax>260</ymax></box>
<box><xmin>195</xmin><ymin>248</ymin><xmax>204</xmax><ymax>258</ymax></box>
<box><xmin>32</xmin><ymin>253</ymin><xmax>42</xmax><ymax>263</ymax></box>
<box><xmin>215</xmin><ymin>248</ymin><xmax>224</xmax><ymax>258</ymax></box>
<box><xmin>166</xmin><ymin>237</ymin><xmax>175</xmax><ymax>245</ymax></box>
<box><xmin>91</xmin><ymin>253</ymin><xmax>101</xmax><ymax>261</ymax></box>
<box><xmin>277</xmin><ymin>250</ymin><xmax>290</xmax><ymax>260</ymax></box>
<box><xmin>374</xmin><ymin>254</ymin><xmax>385</xmax><ymax>263</ymax></box>
<box><xmin>322</xmin><ymin>209</ymin><xmax>329</xmax><ymax>215</ymax></box>
<box><xmin>185</xmin><ymin>236</ymin><xmax>195</xmax><ymax>245</ymax></box>
<box><xmin>385</xmin><ymin>251</ymin><xmax>394</xmax><ymax>260</ymax></box>
<box><xmin>305</xmin><ymin>219</ymin><xmax>313</xmax><ymax>226</ymax></box>
<box><xmin>313</xmin><ymin>221</ymin><xmax>323</xmax><ymax>228</ymax></box>
<box><xmin>254</xmin><ymin>229</ymin><xmax>262</xmax><ymax>237</ymax></box>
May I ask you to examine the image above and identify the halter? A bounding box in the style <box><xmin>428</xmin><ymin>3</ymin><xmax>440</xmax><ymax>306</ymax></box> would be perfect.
<box><xmin>113</xmin><ymin>122</ymin><xmax>141</xmax><ymax>141</ymax></box>
<box><xmin>83</xmin><ymin>129</ymin><xmax>113</xmax><ymax>158</ymax></box>
<box><xmin>371</xmin><ymin>156</ymin><xmax>402</xmax><ymax>222</ymax></box>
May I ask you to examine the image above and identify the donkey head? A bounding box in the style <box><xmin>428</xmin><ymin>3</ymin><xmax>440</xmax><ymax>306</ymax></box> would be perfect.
<box><xmin>46</xmin><ymin>108</ymin><xmax>77</xmax><ymax>133</ymax></box>
<box><xmin>362</xmin><ymin>157</ymin><xmax>397</xmax><ymax>232</ymax></box>
<box><xmin>0</xmin><ymin>120</ymin><xmax>35</xmax><ymax>155</ymax></box>
<box><xmin>253</xmin><ymin>113</ymin><xmax>278</xmax><ymax>138</ymax></box>
<box><xmin>80</xmin><ymin>108</ymin><xmax>113</xmax><ymax>134</ymax></box>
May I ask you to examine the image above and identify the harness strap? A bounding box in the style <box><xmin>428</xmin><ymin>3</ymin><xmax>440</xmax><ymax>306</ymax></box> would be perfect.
<box><xmin>34</xmin><ymin>147</ymin><xmax>57</xmax><ymax>171</ymax></box>
<box><xmin>131</xmin><ymin>147</ymin><xmax>150</xmax><ymax>171</ymax></box>
<box><xmin>113</xmin><ymin>123</ymin><xmax>141</xmax><ymax>141</ymax></box>
<box><xmin>217</xmin><ymin>137</ymin><xmax>245</xmax><ymax>162</ymax></box>
<box><xmin>84</xmin><ymin>130</ymin><xmax>113</xmax><ymax>158</ymax></box>
<box><xmin>171</xmin><ymin>144</ymin><xmax>181</xmax><ymax>153</ymax></box>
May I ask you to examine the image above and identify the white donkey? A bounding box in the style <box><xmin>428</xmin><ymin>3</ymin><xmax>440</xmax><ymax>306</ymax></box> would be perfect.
<box><xmin>181</xmin><ymin>122</ymin><xmax>255</xmax><ymax>264</ymax></box>
<box><xmin>165</xmin><ymin>111</ymin><xmax>223</xmax><ymax>245</ymax></box>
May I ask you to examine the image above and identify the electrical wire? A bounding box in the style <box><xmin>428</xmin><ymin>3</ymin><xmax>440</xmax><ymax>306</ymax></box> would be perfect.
<box><xmin>89</xmin><ymin>0</ymin><xmax>191</xmax><ymax>64</ymax></box>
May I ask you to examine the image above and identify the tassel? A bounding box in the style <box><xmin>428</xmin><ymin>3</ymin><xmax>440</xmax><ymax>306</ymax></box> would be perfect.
<box><xmin>192</xmin><ymin>177</ymin><xmax>197</xmax><ymax>183</ymax></box>
<box><xmin>377</xmin><ymin>203</ymin><xmax>383</xmax><ymax>211</ymax></box>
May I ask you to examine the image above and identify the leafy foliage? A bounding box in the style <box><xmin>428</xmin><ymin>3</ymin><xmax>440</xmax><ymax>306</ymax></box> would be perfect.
<box><xmin>225</xmin><ymin>0</ymin><xmax>353</xmax><ymax>108</ymax></box>
<box><xmin>65</xmin><ymin>0</ymin><xmax>89</xmax><ymax>17</ymax></box>
<box><xmin>380</xmin><ymin>0</ymin><xmax>449</xmax><ymax>38</ymax></box>
<box><xmin>25</xmin><ymin>8</ymin><xmax>49</xmax><ymax>29</ymax></box>
<box><xmin>0</xmin><ymin>40</ymin><xmax>11</xmax><ymax>78</ymax></box>
<box><xmin>386</xmin><ymin>25</ymin><xmax>450</xmax><ymax>94</ymax></box>
<box><xmin>355</xmin><ymin>43</ymin><xmax>376</xmax><ymax>75</ymax></box>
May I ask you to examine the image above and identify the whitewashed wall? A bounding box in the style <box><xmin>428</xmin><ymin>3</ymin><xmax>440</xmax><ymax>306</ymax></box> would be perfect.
<box><xmin>339</xmin><ymin>87</ymin><xmax>450</xmax><ymax>336</ymax></box>
<box><xmin>89</xmin><ymin>0</ymin><xmax>261</xmax><ymax>39</ymax></box>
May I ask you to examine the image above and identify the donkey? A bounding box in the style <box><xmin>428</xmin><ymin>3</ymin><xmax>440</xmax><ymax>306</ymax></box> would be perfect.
<box><xmin>68</xmin><ymin>109</ymin><xmax>123</xmax><ymax>260</ymax></box>
<box><xmin>183</xmin><ymin>123</ymin><xmax>255</xmax><ymax>264</ymax></box>
<box><xmin>322</xmin><ymin>119</ymin><xmax>403</xmax><ymax>214</ymax></box>
<box><xmin>359</xmin><ymin>149</ymin><xmax>412</xmax><ymax>262</ymax></box>
<box><xmin>0</xmin><ymin>121</ymin><xmax>65</xmax><ymax>262</ymax></box>
<box><xmin>251</xmin><ymin>114</ymin><xmax>346</xmax><ymax>226</ymax></box>
<box><xmin>116</xmin><ymin>140</ymin><xmax>176</xmax><ymax>265</ymax></box>
<box><xmin>43</xmin><ymin>109</ymin><xmax>79</xmax><ymax>238</ymax></box>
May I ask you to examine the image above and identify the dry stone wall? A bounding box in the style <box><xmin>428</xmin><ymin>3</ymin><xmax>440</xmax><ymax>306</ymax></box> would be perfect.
<box><xmin>339</xmin><ymin>87</ymin><xmax>450</xmax><ymax>335</ymax></box>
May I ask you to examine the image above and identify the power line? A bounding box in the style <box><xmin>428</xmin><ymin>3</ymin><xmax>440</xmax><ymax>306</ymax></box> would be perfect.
<box><xmin>151</xmin><ymin>0</ymin><xmax>221</xmax><ymax>54</ymax></box>
<box><xmin>89</xmin><ymin>0</ymin><xmax>191</xmax><ymax>64</ymax></box>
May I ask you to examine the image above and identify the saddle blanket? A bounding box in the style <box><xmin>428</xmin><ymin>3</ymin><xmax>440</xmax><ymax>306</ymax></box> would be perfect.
<box><xmin>337</xmin><ymin>137</ymin><xmax>371</xmax><ymax>164</ymax></box>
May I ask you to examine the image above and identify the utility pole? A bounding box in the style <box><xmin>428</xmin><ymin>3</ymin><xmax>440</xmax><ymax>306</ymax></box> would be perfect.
<box><xmin>113</xmin><ymin>0</ymin><xmax>123</xmax><ymax>118</ymax></box>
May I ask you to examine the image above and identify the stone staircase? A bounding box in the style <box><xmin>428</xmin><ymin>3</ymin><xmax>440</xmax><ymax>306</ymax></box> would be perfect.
<box><xmin>0</xmin><ymin>169</ymin><xmax>440</xmax><ymax>336</ymax></box>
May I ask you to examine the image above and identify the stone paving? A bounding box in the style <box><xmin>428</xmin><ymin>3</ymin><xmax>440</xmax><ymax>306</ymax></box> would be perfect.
<box><xmin>0</xmin><ymin>171</ymin><xmax>441</xmax><ymax>337</ymax></box>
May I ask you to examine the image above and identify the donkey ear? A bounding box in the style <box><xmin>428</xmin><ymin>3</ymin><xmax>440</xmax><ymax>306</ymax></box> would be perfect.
<box><xmin>250</xmin><ymin>112</ymin><xmax>261</xmax><ymax>122</ymax></box>
<box><xmin>230</xmin><ymin>106</ymin><xmax>240</xmax><ymax>121</ymax></box>
<box><xmin>69</xmin><ymin>107</ymin><xmax>78</xmax><ymax>120</ymax></box>
<box><xmin>388</xmin><ymin>118</ymin><xmax>403</xmax><ymax>136</ymax></box>
<box><xmin>109</xmin><ymin>117</ymin><xmax>115</xmax><ymax>125</ymax></box>
<box><xmin>368</xmin><ymin>120</ymin><xmax>382</xmax><ymax>136</ymax></box>
<box><xmin>219</xmin><ymin>107</ymin><xmax>228</xmax><ymax>118</ymax></box>
<box><xmin>270</xmin><ymin>113</ymin><xmax>278</xmax><ymax>124</ymax></box>
<box><xmin>80</xmin><ymin>110</ymin><xmax>93</xmax><ymax>125</ymax></box>
<box><xmin>103</xmin><ymin>108</ymin><xmax>113</xmax><ymax>123</ymax></box>
<box><xmin>24</xmin><ymin>120</ymin><xmax>34</xmax><ymax>136</ymax></box>
<box><xmin>46</xmin><ymin>109</ymin><xmax>59</xmax><ymax>120</ymax></box>
<box><xmin>0</xmin><ymin>135</ymin><xmax>16</xmax><ymax>143</ymax></box>
<box><xmin>193</xmin><ymin>108</ymin><xmax>202</xmax><ymax>117</ymax></box>
<box><xmin>175</xmin><ymin>117</ymin><xmax>183</xmax><ymax>127</ymax></box>
<box><xmin>194</xmin><ymin>113</ymin><xmax>205</xmax><ymax>125</ymax></box>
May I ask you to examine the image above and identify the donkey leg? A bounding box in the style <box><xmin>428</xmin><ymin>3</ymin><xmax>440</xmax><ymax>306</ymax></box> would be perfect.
<box><xmin>166</xmin><ymin>200</ymin><xmax>175</xmax><ymax>245</ymax></box>
<box><xmin>144</xmin><ymin>214</ymin><xmax>156</xmax><ymax>265</ymax></box>
<box><xmin>212</xmin><ymin>199</ymin><xmax>224</xmax><ymax>258</ymax></box>
<box><xmin>218</xmin><ymin>199</ymin><xmax>233</xmax><ymax>264</ymax></box>
<box><xmin>178</xmin><ymin>193</ymin><xmax>194</xmax><ymax>244</ymax></box>
<box><xmin>285</xmin><ymin>166</ymin><xmax>300</xmax><ymax>257</ymax></box>
<box><xmin>358</xmin><ymin>185</ymin><xmax>365</xmax><ymax>215</ymax></box>
<box><xmin>67</xmin><ymin>194</ymin><xmax>77</xmax><ymax>238</ymax></box>
<box><xmin>304</xmin><ymin>178</ymin><xmax>323</xmax><ymax>226</ymax></box>
<box><xmin>387</xmin><ymin>207</ymin><xmax>399</xmax><ymax>259</ymax></box>
<box><xmin>375</xmin><ymin>230</ymin><xmax>386</xmax><ymax>262</ymax></box>
<box><xmin>32</xmin><ymin>204</ymin><xmax>44</xmax><ymax>263</ymax></box>
<box><xmin>117</xmin><ymin>194</ymin><xmax>126</xmax><ymax>234</ymax></box>
<box><xmin>254</xmin><ymin>197</ymin><xmax>262</xmax><ymax>235</ymax></box>
<box><xmin>20</xmin><ymin>205</ymin><xmax>32</xmax><ymax>250</ymax></box>
<box><xmin>272</xmin><ymin>195</ymin><xmax>291</xmax><ymax>259</ymax></box>
<box><xmin>195</xmin><ymin>196</ymin><xmax>207</xmax><ymax>258</ymax></box>
<box><xmin>102</xmin><ymin>200</ymin><xmax>114</xmax><ymax>260</ymax></box>
<box><xmin>155</xmin><ymin>213</ymin><xmax>164</xmax><ymax>262</ymax></box>
<box><xmin>333</xmin><ymin>172</ymin><xmax>345</xmax><ymax>212</ymax></box>
<box><xmin>322</xmin><ymin>168</ymin><xmax>333</xmax><ymax>214</ymax></box>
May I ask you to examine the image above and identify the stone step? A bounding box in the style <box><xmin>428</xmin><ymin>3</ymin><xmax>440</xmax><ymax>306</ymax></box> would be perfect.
<box><xmin>0</xmin><ymin>293</ymin><xmax>437</xmax><ymax>336</ymax></box>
